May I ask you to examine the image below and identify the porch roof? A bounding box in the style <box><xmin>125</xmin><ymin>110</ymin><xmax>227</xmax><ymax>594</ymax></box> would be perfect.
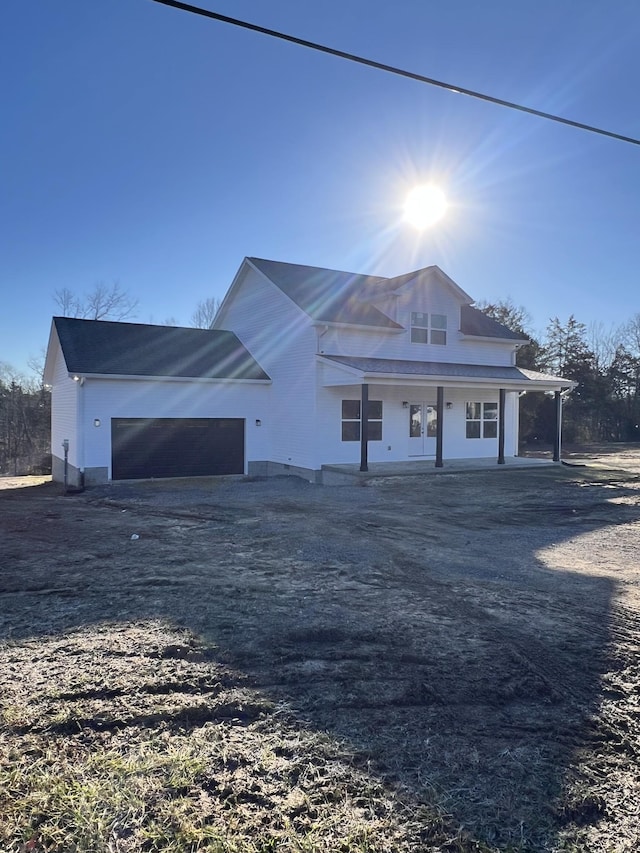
<box><xmin>319</xmin><ymin>355</ymin><xmax>573</xmax><ymax>390</ymax></box>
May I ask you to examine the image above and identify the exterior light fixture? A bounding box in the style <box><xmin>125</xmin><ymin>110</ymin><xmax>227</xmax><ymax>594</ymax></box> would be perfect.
<box><xmin>446</xmin><ymin>402</ymin><xmax>453</xmax><ymax>409</ymax></box>
<box><xmin>402</xmin><ymin>401</ymin><xmax>408</xmax><ymax>408</ymax></box>
<box><xmin>255</xmin><ymin>419</ymin><xmax>262</xmax><ymax>427</ymax></box>
<box><xmin>93</xmin><ymin>418</ymin><xmax>101</xmax><ymax>428</ymax></box>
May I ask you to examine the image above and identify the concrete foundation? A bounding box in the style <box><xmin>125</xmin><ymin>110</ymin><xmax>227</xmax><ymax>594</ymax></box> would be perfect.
<box><xmin>247</xmin><ymin>460</ymin><xmax>322</xmax><ymax>484</ymax></box>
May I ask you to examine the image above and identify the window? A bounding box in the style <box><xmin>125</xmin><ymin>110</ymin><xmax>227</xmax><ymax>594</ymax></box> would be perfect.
<box><xmin>410</xmin><ymin>312</ymin><xmax>447</xmax><ymax>345</ymax></box>
<box><xmin>341</xmin><ymin>400</ymin><xmax>383</xmax><ymax>441</ymax></box>
<box><xmin>466</xmin><ymin>402</ymin><xmax>498</xmax><ymax>439</ymax></box>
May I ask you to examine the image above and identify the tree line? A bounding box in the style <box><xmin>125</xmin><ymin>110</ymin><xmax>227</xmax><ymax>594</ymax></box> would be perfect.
<box><xmin>0</xmin><ymin>362</ymin><xmax>51</xmax><ymax>476</ymax></box>
<box><xmin>480</xmin><ymin>301</ymin><xmax>640</xmax><ymax>446</ymax></box>
<box><xmin>1</xmin><ymin>287</ymin><xmax>637</xmax><ymax>476</ymax></box>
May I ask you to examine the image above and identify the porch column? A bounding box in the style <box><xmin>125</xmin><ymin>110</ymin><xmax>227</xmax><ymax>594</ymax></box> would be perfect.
<box><xmin>360</xmin><ymin>383</ymin><xmax>369</xmax><ymax>472</ymax></box>
<box><xmin>498</xmin><ymin>388</ymin><xmax>506</xmax><ymax>464</ymax></box>
<box><xmin>553</xmin><ymin>390</ymin><xmax>562</xmax><ymax>462</ymax></box>
<box><xmin>435</xmin><ymin>386</ymin><xmax>444</xmax><ymax>468</ymax></box>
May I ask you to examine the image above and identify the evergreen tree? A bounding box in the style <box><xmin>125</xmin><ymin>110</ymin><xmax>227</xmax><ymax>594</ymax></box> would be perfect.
<box><xmin>540</xmin><ymin>316</ymin><xmax>606</xmax><ymax>442</ymax></box>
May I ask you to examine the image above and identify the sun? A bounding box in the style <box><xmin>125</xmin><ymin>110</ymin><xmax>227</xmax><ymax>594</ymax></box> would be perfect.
<box><xmin>403</xmin><ymin>184</ymin><xmax>448</xmax><ymax>229</ymax></box>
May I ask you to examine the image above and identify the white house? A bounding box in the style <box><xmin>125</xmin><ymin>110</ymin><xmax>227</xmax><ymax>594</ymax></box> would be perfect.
<box><xmin>44</xmin><ymin>258</ymin><xmax>572</xmax><ymax>486</ymax></box>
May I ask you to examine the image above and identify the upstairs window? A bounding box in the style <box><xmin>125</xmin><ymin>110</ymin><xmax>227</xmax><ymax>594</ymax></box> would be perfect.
<box><xmin>466</xmin><ymin>402</ymin><xmax>498</xmax><ymax>438</ymax></box>
<box><xmin>410</xmin><ymin>312</ymin><xmax>447</xmax><ymax>345</ymax></box>
<box><xmin>341</xmin><ymin>400</ymin><xmax>383</xmax><ymax>441</ymax></box>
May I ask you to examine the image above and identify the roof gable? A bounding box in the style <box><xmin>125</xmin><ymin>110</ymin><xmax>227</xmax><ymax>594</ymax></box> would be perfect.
<box><xmin>212</xmin><ymin>256</ymin><xmax>529</xmax><ymax>346</ymax></box>
<box><xmin>48</xmin><ymin>317</ymin><xmax>270</xmax><ymax>381</ymax></box>
<box><xmin>381</xmin><ymin>265</ymin><xmax>474</xmax><ymax>304</ymax></box>
<box><xmin>247</xmin><ymin>258</ymin><xmax>403</xmax><ymax>328</ymax></box>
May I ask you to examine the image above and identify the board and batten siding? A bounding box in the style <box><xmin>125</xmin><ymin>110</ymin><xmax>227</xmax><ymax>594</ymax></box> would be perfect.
<box><xmin>80</xmin><ymin>378</ymin><xmax>271</xmax><ymax>477</ymax></box>
<box><xmin>216</xmin><ymin>265</ymin><xmax>320</xmax><ymax>470</ymax></box>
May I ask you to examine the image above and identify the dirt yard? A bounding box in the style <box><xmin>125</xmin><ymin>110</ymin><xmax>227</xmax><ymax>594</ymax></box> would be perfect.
<box><xmin>1</xmin><ymin>449</ymin><xmax>640</xmax><ymax>851</ymax></box>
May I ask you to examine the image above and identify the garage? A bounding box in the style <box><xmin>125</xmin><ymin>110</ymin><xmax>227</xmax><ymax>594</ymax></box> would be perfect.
<box><xmin>111</xmin><ymin>418</ymin><xmax>245</xmax><ymax>480</ymax></box>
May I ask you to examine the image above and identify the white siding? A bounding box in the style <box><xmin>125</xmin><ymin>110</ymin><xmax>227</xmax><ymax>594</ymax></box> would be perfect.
<box><xmin>319</xmin><ymin>282</ymin><xmax>516</xmax><ymax>366</ymax></box>
<box><xmin>50</xmin><ymin>342</ymin><xmax>80</xmax><ymax>468</ymax></box>
<box><xmin>217</xmin><ymin>263</ymin><xmax>521</xmax><ymax>469</ymax></box>
<box><xmin>318</xmin><ymin>326</ymin><xmax>515</xmax><ymax>366</ymax></box>
<box><xmin>216</xmin><ymin>266</ymin><xmax>320</xmax><ymax>469</ymax></box>
<box><xmin>315</xmin><ymin>384</ymin><xmax>520</xmax><ymax>465</ymax></box>
<box><xmin>81</xmin><ymin>378</ymin><xmax>271</xmax><ymax>477</ymax></box>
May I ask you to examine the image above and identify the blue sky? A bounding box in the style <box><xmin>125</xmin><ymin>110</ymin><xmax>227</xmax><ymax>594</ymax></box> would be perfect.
<box><xmin>2</xmin><ymin>0</ymin><xmax>639</xmax><ymax>374</ymax></box>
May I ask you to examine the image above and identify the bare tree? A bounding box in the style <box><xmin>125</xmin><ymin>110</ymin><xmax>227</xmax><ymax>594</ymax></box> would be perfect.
<box><xmin>588</xmin><ymin>321</ymin><xmax>623</xmax><ymax>372</ymax></box>
<box><xmin>54</xmin><ymin>281</ymin><xmax>138</xmax><ymax>321</ymax></box>
<box><xmin>27</xmin><ymin>348</ymin><xmax>47</xmax><ymax>384</ymax></box>
<box><xmin>0</xmin><ymin>362</ymin><xmax>50</xmax><ymax>475</ymax></box>
<box><xmin>190</xmin><ymin>297</ymin><xmax>221</xmax><ymax>329</ymax></box>
<box><xmin>53</xmin><ymin>287</ymin><xmax>81</xmax><ymax>318</ymax></box>
<box><xmin>622</xmin><ymin>313</ymin><xmax>640</xmax><ymax>357</ymax></box>
<box><xmin>474</xmin><ymin>297</ymin><xmax>532</xmax><ymax>335</ymax></box>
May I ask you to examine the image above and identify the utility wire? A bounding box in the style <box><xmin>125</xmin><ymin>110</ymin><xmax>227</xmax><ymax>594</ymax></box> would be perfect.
<box><xmin>151</xmin><ymin>0</ymin><xmax>639</xmax><ymax>147</ymax></box>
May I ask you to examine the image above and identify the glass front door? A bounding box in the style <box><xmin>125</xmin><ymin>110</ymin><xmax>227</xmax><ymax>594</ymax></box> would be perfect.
<box><xmin>408</xmin><ymin>402</ymin><xmax>437</xmax><ymax>456</ymax></box>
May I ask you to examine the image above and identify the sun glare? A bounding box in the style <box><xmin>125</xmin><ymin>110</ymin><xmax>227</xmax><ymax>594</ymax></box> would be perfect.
<box><xmin>403</xmin><ymin>184</ymin><xmax>448</xmax><ymax>230</ymax></box>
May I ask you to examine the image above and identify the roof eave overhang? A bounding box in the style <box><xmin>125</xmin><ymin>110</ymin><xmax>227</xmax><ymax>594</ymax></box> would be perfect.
<box><xmin>312</xmin><ymin>320</ymin><xmax>404</xmax><ymax>333</ymax></box>
<box><xmin>459</xmin><ymin>333</ymin><xmax>529</xmax><ymax>346</ymax></box>
<box><xmin>43</xmin><ymin>321</ymin><xmax>61</xmax><ymax>386</ymax></box>
<box><xmin>318</xmin><ymin>357</ymin><xmax>572</xmax><ymax>391</ymax></box>
<box><xmin>357</xmin><ymin>374</ymin><xmax>569</xmax><ymax>390</ymax></box>
<box><xmin>66</xmin><ymin>372</ymin><xmax>271</xmax><ymax>384</ymax></box>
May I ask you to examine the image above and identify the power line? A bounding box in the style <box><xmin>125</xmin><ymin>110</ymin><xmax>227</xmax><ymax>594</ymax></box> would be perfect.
<box><xmin>151</xmin><ymin>0</ymin><xmax>639</xmax><ymax>147</ymax></box>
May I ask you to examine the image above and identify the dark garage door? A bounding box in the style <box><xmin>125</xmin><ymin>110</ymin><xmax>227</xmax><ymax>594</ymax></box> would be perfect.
<box><xmin>111</xmin><ymin>418</ymin><xmax>244</xmax><ymax>480</ymax></box>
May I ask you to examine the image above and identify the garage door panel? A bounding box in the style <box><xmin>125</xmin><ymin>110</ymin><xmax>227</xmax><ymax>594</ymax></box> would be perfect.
<box><xmin>111</xmin><ymin>418</ymin><xmax>244</xmax><ymax>480</ymax></box>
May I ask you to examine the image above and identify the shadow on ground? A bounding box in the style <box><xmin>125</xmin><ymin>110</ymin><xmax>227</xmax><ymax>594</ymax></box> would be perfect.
<box><xmin>2</xmin><ymin>465</ymin><xmax>640</xmax><ymax>850</ymax></box>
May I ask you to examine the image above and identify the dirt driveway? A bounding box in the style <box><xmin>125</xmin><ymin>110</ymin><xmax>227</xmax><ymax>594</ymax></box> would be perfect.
<box><xmin>2</xmin><ymin>457</ymin><xmax>640</xmax><ymax>851</ymax></box>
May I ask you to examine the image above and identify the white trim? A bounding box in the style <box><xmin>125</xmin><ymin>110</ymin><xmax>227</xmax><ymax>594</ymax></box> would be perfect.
<box><xmin>312</xmin><ymin>320</ymin><xmax>404</xmax><ymax>333</ymax></box>
<box><xmin>390</xmin><ymin>265</ymin><xmax>474</xmax><ymax>304</ymax></box>
<box><xmin>66</xmin><ymin>373</ymin><xmax>271</xmax><ymax>384</ymax></box>
<box><xmin>317</xmin><ymin>358</ymin><xmax>568</xmax><ymax>391</ymax></box>
<box><xmin>458</xmin><ymin>333</ymin><xmax>529</xmax><ymax>346</ymax></box>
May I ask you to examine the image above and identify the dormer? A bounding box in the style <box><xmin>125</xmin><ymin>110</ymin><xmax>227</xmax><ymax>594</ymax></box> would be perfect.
<box><xmin>368</xmin><ymin>265</ymin><xmax>474</xmax><ymax>348</ymax></box>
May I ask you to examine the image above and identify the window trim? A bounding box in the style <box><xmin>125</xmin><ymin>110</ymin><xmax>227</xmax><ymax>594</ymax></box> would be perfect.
<box><xmin>410</xmin><ymin>312</ymin><xmax>447</xmax><ymax>345</ymax></box>
<box><xmin>341</xmin><ymin>399</ymin><xmax>383</xmax><ymax>442</ymax></box>
<box><xmin>465</xmin><ymin>401</ymin><xmax>498</xmax><ymax>439</ymax></box>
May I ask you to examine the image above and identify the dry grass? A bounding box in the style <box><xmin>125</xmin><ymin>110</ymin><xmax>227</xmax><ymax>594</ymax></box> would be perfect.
<box><xmin>3</xmin><ymin>464</ymin><xmax>640</xmax><ymax>851</ymax></box>
<box><xmin>0</xmin><ymin>622</ymin><xmax>465</xmax><ymax>853</ymax></box>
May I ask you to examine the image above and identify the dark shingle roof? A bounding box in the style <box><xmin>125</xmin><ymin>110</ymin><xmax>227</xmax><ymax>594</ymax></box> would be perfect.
<box><xmin>53</xmin><ymin>317</ymin><xmax>269</xmax><ymax>380</ymax></box>
<box><xmin>249</xmin><ymin>258</ymin><xmax>522</xmax><ymax>341</ymax></box>
<box><xmin>248</xmin><ymin>258</ymin><xmax>403</xmax><ymax>328</ymax></box>
<box><xmin>460</xmin><ymin>305</ymin><xmax>526</xmax><ymax>341</ymax></box>
<box><xmin>321</xmin><ymin>355</ymin><xmax>570</xmax><ymax>385</ymax></box>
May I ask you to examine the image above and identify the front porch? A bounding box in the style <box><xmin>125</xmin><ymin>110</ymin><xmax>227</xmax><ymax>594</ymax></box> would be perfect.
<box><xmin>320</xmin><ymin>455</ymin><xmax>557</xmax><ymax>485</ymax></box>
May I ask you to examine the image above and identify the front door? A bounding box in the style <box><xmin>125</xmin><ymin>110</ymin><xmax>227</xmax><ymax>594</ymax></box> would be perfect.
<box><xmin>408</xmin><ymin>403</ymin><xmax>438</xmax><ymax>456</ymax></box>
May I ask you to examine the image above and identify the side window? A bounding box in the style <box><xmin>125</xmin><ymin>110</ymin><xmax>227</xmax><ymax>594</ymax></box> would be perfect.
<box><xmin>411</xmin><ymin>312</ymin><xmax>447</xmax><ymax>345</ymax></box>
<box><xmin>466</xmin><ymin>402</ymin><xmax>498</xmax><ymax>438</ymax></box>
<box><xmin>341</xmin><ymin>400</ymin><xmax>383</xmax><ymax>441</ymax></box>
<box><xmin>341</xmin><ymin>400</ymin><xmax>360</xmax><ymax>441</ymax></box>
<box><xmin>410</xmin><ymin>312</ymin><xmax>429</xmax><ymax>344</ymax></box>
<box><xmin>430</xmin><ymin>313</ymin><xmax>447</xmax><ymax>345</ymax></box>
